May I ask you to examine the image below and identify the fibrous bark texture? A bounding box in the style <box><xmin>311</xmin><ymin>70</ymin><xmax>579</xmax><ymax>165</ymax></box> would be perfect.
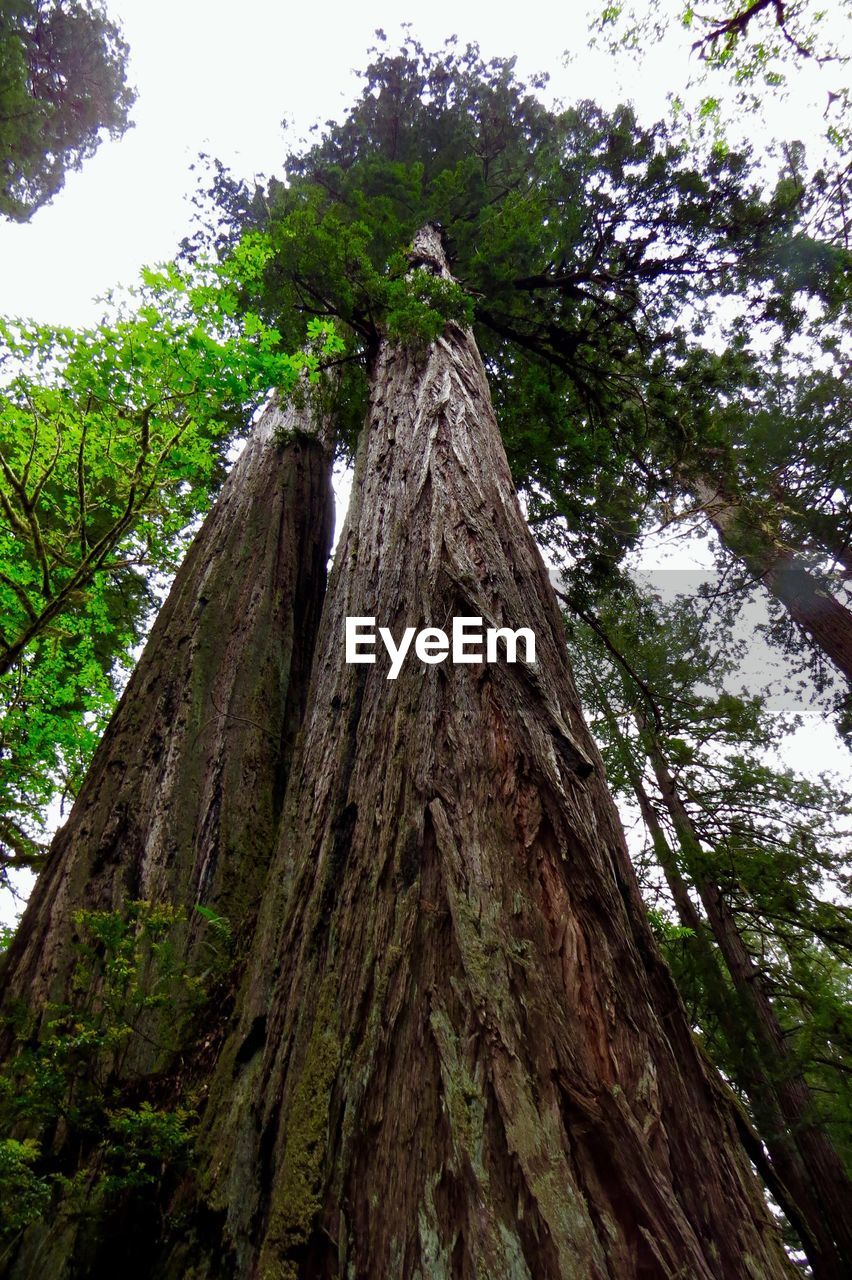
<box><xmin>0</xmin><ymin>394</ymin><xmax>334</xmax><ymax>1042</ymax></box>
<box><xmin>198</xmin><ymin>230</ymin><xmax>793</xmax><ymax>1280</ymax></box>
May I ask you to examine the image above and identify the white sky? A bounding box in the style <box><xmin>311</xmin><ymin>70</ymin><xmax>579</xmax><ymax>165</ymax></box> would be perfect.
<box><xmin>1</xmin><ymin>2</ymin><xmax>850</xmax><ymax>922</ymax></box>
<box><xmin>1</xmin><ymin>1</ymin><xmax>845</xmax><ymax>324</ymax></box>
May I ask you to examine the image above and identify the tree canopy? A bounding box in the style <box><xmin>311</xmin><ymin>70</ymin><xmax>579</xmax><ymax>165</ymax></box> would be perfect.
<box><xmin>191</xmin><ymin>35</ymin><xmax>849</xmax><ymax>628</ymax></box>
<box><xmin>0</xmin><ymin>0</ymin><xmax>135</xmax><ymax>221</ymax></box>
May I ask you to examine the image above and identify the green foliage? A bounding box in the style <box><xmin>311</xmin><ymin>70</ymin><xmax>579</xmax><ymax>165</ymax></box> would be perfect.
<box><xmin>98</xmin><ymin>1102</ymin><xmax>197</xmax><ymax>1195</ymax></box>
<box><xmin>193</xmin><ymin>902</ymin><xmax>234</xmax><ymax>969</ymax></box>
<box><xmin>589</xmin><ymin>3</ymin><xmax>852</xmax><ymax>327</ymax></box>
<box><xmin>0</xmin><ymin>243</ymin><xmax>335</xmax><ymax>880</ymax></box>
<box><xmin>646</xmin><ymin>905</ymin><xmax>696</xmax><ymax>946</ymax></box>
<box><xmin>0</xmin><ymin>0</ymin><xmax>135</xmax><ymax>221</ymax></box>
<box><xmin>0</xmin><ymin>1137</ymin><xmax>50</xmax><ymax>1234</ymax></box>
<box><xmin>192</xmin><ymin>32</ymin><xmax>848</xmax><ymax>595</ymax></box>
<box><xmin>570</xmin><ymin>579</ymin><xmax>852</xmax><ymax>1173</ymax></box>
<box><xmin>193</xmin><ymin>902</ymin><xmax>230</xmax><ymax>930</ymax></box>
<box><xmin>383</xmin><ymin>262</ymin><xmax>474</xmax><ymax>346</ymax></box>
<box><xmin>591</xmin><ymin>0</ymin><xmax>850</xmax><ymax>105</ymax></box>
<box><xmin>0</xmin><ymin>900</ymin><xmax>228</xmax><ymax>1242</ymax></box>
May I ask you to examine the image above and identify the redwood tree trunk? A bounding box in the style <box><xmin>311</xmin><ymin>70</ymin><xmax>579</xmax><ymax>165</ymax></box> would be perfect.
<box><xmin>186</xmin><ymin>229</ymin><xmax>793</xmax><ymax>1280</ymax></box>
<box><xmin>0</xmin><ymin>394</ymin><xmax>334</xmax><ymax>1047</ymax></box>
<box><xmin>692</xmin><ymin>476</ymin><xmax>852</xmax><ymax>686</ymax></box>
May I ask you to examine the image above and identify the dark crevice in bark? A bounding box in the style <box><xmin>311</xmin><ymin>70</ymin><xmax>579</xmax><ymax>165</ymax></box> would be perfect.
<box><xmin>234</xmin><ymin>1015</ymin><xmax>268</xmax><ymax>1071</ymax></box>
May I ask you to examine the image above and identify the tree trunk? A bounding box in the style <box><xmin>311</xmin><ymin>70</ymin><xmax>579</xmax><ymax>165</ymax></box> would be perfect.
<box><xmin>768</xmin><ymin>480</ymin><xmax>852</xmax><ymax>584</ymax></box>
<box><xmin>692</xmin><ymin>475</ymin><xmax>852</xmax><ymax>686</ymax></box>
<box><xmin>180</xmin><ymin>228</ymin><xmax>793</xmax><ymax>1280</ymax></box>
<box><xmin>0</xmin><ymin>393</ymin><xmax>334</xmax><ymax>1057</ymax></box>
<box><xmin>643</xmin><ymin>726</ymin><xmax>852</xmax><ymax>1279</ymax></box>
<box><xmin>629</xmin><ymin>762</ymin><xmax>836</xmax><ymax>1275</ymax></box>
<box><xmin>586</xmin><ymin>677</ymin><xmax>832</xmax><ymax>1271</ymax></box>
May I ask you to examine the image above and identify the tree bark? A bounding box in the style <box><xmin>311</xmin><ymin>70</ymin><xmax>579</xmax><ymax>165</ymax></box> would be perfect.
<box><xmin>643</xmin><ymin>725</ymin><xmax>852</xmax><ymax>1279</ymax></box>
<box><xmin>185</xmin><ymin>228</ymin><xmax>794</xmax><ymax>1280</ymax></box>
<box><xmin>692</xmin><ymin>475</ymin><xmax>852</xmax><ymax>687</ymax></box>
<box><xmin>0</xmin><ymin>393</ymin><xmax>334</xmax><ymax>1057</ymax></box>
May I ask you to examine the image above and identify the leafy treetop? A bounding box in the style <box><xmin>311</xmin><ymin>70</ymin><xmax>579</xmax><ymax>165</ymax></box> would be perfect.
<box><xmin>188</xmin><ymin>32</ymin><xmax>848</xmax><ymax>589</ymax></box>
<box><xmin>0</xmin><ymin>0</ymin><xmax>135</xmax><ymax>221</ymax></box>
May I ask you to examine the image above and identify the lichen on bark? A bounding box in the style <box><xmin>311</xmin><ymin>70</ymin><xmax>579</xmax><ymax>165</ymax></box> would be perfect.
<box><xmin>258</xmin><ymin>975</ymin><xmax>342</xmax><ymax>1276</ymax></box>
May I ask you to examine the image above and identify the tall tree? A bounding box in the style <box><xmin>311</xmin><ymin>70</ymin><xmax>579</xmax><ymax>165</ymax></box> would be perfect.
<box><xmin>0</xmin><ymin>227</ymin><xmax>797</xmax><ymax>1277</ymax></box>
<box><xmin>0</xmin><ymin>379</ymin><xmax>336</xmax><ymax>1270</ymax></box>
<box><xmin>1</xmin><ymin>31</ymin><xmax>848</xmax><ymax>1273</ymax></box>
<box><xmin>0</xmin><ymin>244</ymin><xmax>328</xmax><ymax>882</ymax></box>
<box><xmin>0</xmin><ymin>385</ymin><xmax>335</xmax><ymax>1055</ymax></box>
<box><xmin>569</xmin><ymin>580</ymin><xmax>852</xmax><ymax>1275</ymax></box>
<box><xmin>176</xmin><ymin>228</ymin><xmax>792</xmax><ymax>1279</ymax></box>
<box><xmin>0</xmin><ymin>0</ymin><xmax>135</xmax><ymax>220</ymax></box>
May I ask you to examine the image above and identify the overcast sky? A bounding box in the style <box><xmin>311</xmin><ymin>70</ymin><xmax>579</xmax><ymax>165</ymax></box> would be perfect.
<box><xmin>1</xmin><ymin>1</ymin><xmax>844</xmax><ymax>325</ymax></box>
<box><xmin>0</xmin><ymin>3</ymin><xmax>849</xmax><ymax>920</ymax></box>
